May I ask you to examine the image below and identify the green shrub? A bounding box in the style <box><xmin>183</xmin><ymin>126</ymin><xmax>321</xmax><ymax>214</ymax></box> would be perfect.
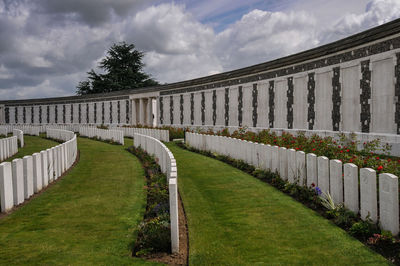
<box><xmin>349</xmin><ymin>218</ymin><xmax>379</xmax><ymax>240</ymax></box>
<box><xmin>134</xmin><ymin>215</ymin><xmax>171</xmax><ymax>255</ymax></box>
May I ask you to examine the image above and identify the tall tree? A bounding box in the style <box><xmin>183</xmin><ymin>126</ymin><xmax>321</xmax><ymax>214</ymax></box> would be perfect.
<box><xmin>76</xmin><ymin>42</ymin><xmax>158</xmax><ymax>95</ymax></box>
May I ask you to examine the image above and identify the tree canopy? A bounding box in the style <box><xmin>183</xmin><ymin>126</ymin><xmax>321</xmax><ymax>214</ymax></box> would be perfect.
<box><xmin>76</xmin><ymin>42</ymin><xmax>158</xmax><ymax>95</ymax></box>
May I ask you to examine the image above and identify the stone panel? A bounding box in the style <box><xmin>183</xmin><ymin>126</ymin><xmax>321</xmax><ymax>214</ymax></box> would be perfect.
<box><xmin>241</xmin><ymin>84</ymin><xmax>252</xmax><ymax>127</ymax></box>
<box><xmin>257</xmin><ymin>82</ymin><xmax>268</xmax><ymax>128</ymax></box>
<box><xmin>103</xmin><ymin>102</ymin><xmax>110</xmax><ymax>124</ymax></box>
<box><xmin>293</xmin><ymin>75</ymin><xmax>307</xmax><ymax>129</ymax></box>
<box><xmin>229</xmin><ymin>87</ymin><xmax>238</xmax><ymax>126</ymax></box>
<box><xmin>342</xmin><ymin>65</ymin><xmax>361</xmax><ymax>132</ymax></box>
<box><xmin>183</xmin><ymin>94</ymin><xmax>190</xmax><ymax>125</ymax></box>
<box><xmin>193</xmin><ymin>93</ymin><xmax>201</xmax><ymax>125</ymax></box>
<box><xmin>274</xmin><ymin>80</ymin><xmax>287</xmax><ymax>128</ymax></box>
<box><xmin>315</xmin><ymin>71</ymin><xmax>333</xmax><ymax>130</ymax></box>
<box><xmin>371</xmin><ymin>58</ymin><xmax>395</xmax><ymax>133</ymax></box>
<box><xmin>204</xmin><ymin>91</ymin><xmax>212</xmax><ymax>125</ymax></box>
<box><xmin>216</xmin><ymin>89</ymin><xmax>224</xmax><ymax>126</ymax></box>
<box><xmin>173</xmin><ymin>95</ymin><xmax>180</xmax><ymax>126</ymax></box>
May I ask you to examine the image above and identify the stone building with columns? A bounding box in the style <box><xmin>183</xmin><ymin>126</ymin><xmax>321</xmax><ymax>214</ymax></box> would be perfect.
<box><xmin>2</xmin><ymin>19</ymin><xmax>400</xmax><ymax>137</ymax></box>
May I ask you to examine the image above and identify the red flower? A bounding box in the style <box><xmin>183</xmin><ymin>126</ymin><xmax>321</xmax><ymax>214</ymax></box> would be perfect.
<box><xmin>312</xmin><ymin>148</ymin><xmax>316</xmax><ymax>151</ymax></box>
<box><xmin>376</xmin><ymin>157</ymin><xmax>379</xmax><ymax>160</ymax></box>
<box><xmin>377</xmin><ymin>165</ymin><xmax>383</xmax><ymax>171</ymax></box>
<box><xmin>346</xmin><ymin>149</ymin><xmax>349</xmax><ymax>152</ymax></box>
<box><xmin>311</xmin><ymin>183</ymin><xmax>315</xmax><ymax>187</ymax></box>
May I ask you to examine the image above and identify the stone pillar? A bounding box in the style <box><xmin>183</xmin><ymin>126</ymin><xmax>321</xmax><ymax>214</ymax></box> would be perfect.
<box><xmin>147</xmin><ymin>98</ymin><xmax>153</xmax><ymax>127</ymax></box>
<box><xmin>131</xmin><ymin>99</ymin><xmax>137</xmax><ymax>126</ymax></box>
<box><xmin>153</xmin><ymin>97</ymin><xmax>158</xmax><ymax>127</ymax></box>
<box><xmin>139</xmin><ymin>98</ymin><xmax>145</xmax><ymax>125</ymax></box>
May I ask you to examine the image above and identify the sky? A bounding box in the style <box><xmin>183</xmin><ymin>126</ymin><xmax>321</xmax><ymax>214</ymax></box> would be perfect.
<box><xmin>0</xmin><ymin>0</ymin><xmax>400</xmax><ymax>100</ymax></box>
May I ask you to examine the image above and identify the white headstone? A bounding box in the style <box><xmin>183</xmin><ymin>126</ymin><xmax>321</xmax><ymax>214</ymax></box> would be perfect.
<box><xmin>271</xmin><ymin>146</ymin><xmax>279</xmax><ymax>173</ymax></box>
<box><xmin>41</xmin><ymin>151</ymin><xmax>48</xmax><ymax>187</ymax></box>
<box><xmin>287</xmin><ymin>149</ymin><xmax>296</xmax><ymax>183</ymax></box>
<box><xmin>343</xmin><ymin>163</ymin><xmax>359</xmax><ymax>214</ymax></box>
<box><xmin>379</xmin><ymin>173</ymin><xmax>399</xmax><ymax>235</ymax></box>
<box><xmin>295</xmin><ymin>151</ymin><xmax>306</xmax><ymax>186</ymax></box>
<box><xmin>12</xmin><ymin>158</ymin><xmax>24</xmax><ymax>205</ymax></box>
<box><xmin>317</xmin><ymin>156</ymin><xmax>329</xmax><ymax>195</ymax></box>
<box><xmin>360</xmin><ymin>168</ymin><xmax>378</xmax><ymax>222</ymax></box>
<box><xmin>329</xmin><ymin>159</ymin><xmax>343</xmax><ymax>204</ymax></box>
<box><xmin>32</xmin><ymin>153</ymin><xmax>43</xmax><ymax>193</ymax></box>
<box><xmin>23</xmin><ymin>156</ymin><xmax>34</xmax><ymax>199</ymax></box>
<box><xmin>0</xmin><ymin>162</ymin><xmax>14</xmax><ymax>212</ymax></box>
<box><xmin>169</xmin><ymin>177</ymin><xmax>179</xmax><ymax>253</ymax></box>
<box><xmin>306</xmin><ymin>153</ymin><xmax>317</xmax><ymax>187</ymax></box>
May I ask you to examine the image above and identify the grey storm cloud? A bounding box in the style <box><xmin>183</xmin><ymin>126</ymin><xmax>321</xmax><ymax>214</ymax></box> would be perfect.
<box><xmin>32</xmin><ymin>0</ymin><xmax>152</xmax><ymax>26</ymax></box>
<box><xmin>0</xmin><ymin>0</ymin><xmax>399</xmax><ymax>100</ymax></box>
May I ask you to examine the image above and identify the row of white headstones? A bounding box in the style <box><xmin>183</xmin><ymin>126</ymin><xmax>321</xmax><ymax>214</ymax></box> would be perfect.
<box><xmin>0</xmin><ymin>129</ymin><xmax>77</xmax><ymax>213</ymax></box>
<box><xmin>133</xmin><ymin>133</ymin><xmax>179</xmax><ymax>254</ymax></box>
<box><xmin>0</xmin><ymin>136</ymin><xmax>18</xmax><ymax>162</ymax></box>
<box><xmin>186</xmin><ymin>132</ymin><xmax>399</xmax><ymax>235</ymax></box>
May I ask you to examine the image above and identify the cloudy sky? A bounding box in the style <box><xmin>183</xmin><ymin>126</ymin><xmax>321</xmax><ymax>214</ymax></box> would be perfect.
<box><xmin>0</xmin><ymin>0</ymin><xmax>399</xmax><ymax>100</ymax></box>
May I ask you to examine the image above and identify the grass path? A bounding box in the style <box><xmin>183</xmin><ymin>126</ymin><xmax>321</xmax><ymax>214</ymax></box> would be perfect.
<box><xmin>167</xmin><ymin>143</ymin><xmax>389</xmax><ymax>265</ymax></box>
<box><xmin>2</xmin><ymin>135</ymin><xmax>59</xmax><ymax>163</ymax></box>
<box><xmin>0</xmin><ymin>137</ymin><xmax>158</xmax><ymax>265</ymax></box>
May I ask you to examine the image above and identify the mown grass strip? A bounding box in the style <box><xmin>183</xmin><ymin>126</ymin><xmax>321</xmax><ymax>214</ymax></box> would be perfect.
<box><xmin>3</xmin><ymin>135</ymin><xmax>58</xmax><ymax>163</ymax></box>
<box><xmin>167</xmin><ymin>142</ymin><xmax>388</xmax><ymax>265</ymax></box>
<box><xmin>0</xmin><ymin>137</ymin><xmax>159</xmax><ymax>265</ymax></box>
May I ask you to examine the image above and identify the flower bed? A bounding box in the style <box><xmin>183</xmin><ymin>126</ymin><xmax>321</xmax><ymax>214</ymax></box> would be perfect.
<box><xmin>190</xmin><ymin>127</ymin><xmax>400</xmax><ymax>178</ymax></box>
<box><xmin>127</xmin><ymin>146</ymin><xmax>171</xmax><ymax>256</ymax></box>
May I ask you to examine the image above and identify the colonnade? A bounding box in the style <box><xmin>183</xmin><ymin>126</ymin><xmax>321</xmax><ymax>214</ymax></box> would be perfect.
<box><xmin>130</xmin><ymin>94</ymin><xmax>158</xmax><ymax>127</ymax></box>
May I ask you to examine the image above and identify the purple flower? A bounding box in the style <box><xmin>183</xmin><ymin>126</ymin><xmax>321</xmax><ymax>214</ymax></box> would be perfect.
<box><xmin>315</xmin><ymin>187</ymin><xmax>322</xmax><ymax>195</ymax></box>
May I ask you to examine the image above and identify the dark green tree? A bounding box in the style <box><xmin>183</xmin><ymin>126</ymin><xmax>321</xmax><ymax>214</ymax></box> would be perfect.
<box><xmin>76</xmin><ymin>42</ymin><xmax>158</xmax><ymax>95</ymax></box>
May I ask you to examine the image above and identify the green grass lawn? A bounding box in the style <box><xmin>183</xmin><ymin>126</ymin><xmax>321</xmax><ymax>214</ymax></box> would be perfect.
<box><xmin>2</xmin><ymin>135</ymin><xmax>59</xmax><ymax>163</ymax></box>
<box><xmin>167</xmin><ymin>143</ymin><xmax>389</xmax><ymax>265</ymax></box>
<box><xmin>0</xmin><ymin>137</ymin><xmax>159</xmax><ymax>265</ymax></box>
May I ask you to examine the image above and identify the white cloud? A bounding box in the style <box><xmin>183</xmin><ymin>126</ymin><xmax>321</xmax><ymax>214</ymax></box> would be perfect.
<box><xmin>1</xmin><ymin>0</ymin><xmax>400</xmax><ymax>100</ymax></box>
<box><xmin>124</xmin><ymin>3</ymin><xmax>222</xmax><ymax>82</ymax></box>
<box><xmin>215</xmin><ymin>9</ymin><xmax>319</xmax><ymax>70</ymax></box>
<box><xmin>320</xmin><ymin>0</ymin><xmax>400</xmax><ymax>44</ymax></box>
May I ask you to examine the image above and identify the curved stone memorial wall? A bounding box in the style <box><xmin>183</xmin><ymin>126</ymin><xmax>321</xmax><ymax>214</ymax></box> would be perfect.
<box><xmin>1</xmin><ymin>19</ymin><xmax>400</xmax><ymax>147</ymax></box>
